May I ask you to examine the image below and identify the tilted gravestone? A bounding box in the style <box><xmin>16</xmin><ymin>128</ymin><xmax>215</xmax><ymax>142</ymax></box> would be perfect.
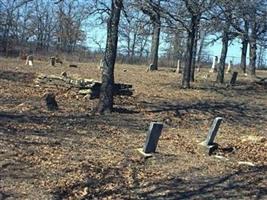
<box><xmin>200</xmin><ymin>117</ymin><xmax>223</xmax><ymax>155</ymax></box>
<box><xmin>204</xmin><ymin>117</ymin><xmax>223</xmax><ymax>146</ymax></box>
<box><xmin>229</xmin><ymin>72</ymin><xmax>238</xmax><ymax>86</ymax></box>
<box><xmin>138</xmin><ymin>122</ymin><xmax>163</xmax><ymax>157</ymax></box>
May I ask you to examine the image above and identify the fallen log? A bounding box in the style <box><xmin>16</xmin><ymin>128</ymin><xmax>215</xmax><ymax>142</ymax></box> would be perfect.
<box><xmin>254</xmin><ymin>77</ymin><xmax>267</xmax><ymax>86</ymax></box>
<box><xmin>35</xmin><ymin>74</ymin><xmax>134</xmax><ymax>99</ymax></box>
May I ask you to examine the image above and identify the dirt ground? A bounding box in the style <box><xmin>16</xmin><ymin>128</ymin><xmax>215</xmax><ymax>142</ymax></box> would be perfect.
<box><xmin>0</xmin><ymin>57</ymin><xmax>266</xmax><ymax>200</ymax></box>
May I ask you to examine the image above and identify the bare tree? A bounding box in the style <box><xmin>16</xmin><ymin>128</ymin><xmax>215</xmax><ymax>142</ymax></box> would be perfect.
<box><xmin>229</xmin><ymin>0</ymin><xmax>267</xmax><ymax>76</ymax></box>
<box><xmin>137</xmin><ymin>0</ymin><xmax>161</xmax><ymax>70</ymax></box>
<box><xmin>97</xmin><ymin>0</ymin><xmax>123</xmax><ymax>114</ymax></box>
<box><xmin>118</xmin><ymin>7</ymin><xmax>150</xmax><ymax>63</ymax></box>
<box><xmin>181</xmin><ymin>0</ymin><xmax>213</xmax><ymax>88</ymax></box>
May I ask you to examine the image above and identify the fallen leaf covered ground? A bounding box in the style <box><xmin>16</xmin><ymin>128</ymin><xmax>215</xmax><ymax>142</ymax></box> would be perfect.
<box><xmin>0</xmin><ymin>58</ymin><xmax>266</xmax><ymax>199</ymax></box>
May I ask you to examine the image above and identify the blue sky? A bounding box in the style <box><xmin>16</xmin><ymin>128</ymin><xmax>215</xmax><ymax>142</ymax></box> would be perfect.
<box><xmin>85</xmin><ymin>25</ymin><xmax>266</xmax><ymax>66</ymax></box>
<box><xmin>207</xmin><ymin>38</ymin><xmax>243</xmax><ymax>64</ymax></box>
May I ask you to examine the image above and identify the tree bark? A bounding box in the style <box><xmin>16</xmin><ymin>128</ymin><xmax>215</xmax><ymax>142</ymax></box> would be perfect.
<box><xmin>249</xmin><ymin>37</ymin><xmax>257</xmax><ymax>76</ymax></box>
<box><xmin>97</xmin><ymin>0</ymin><xmax>123</xmax><ymax>114</ymax></box>
<box><xmin>149</xmin><ymin>17</ymin><xmax>161</xmax><ymax>70</ymax></box>
<box><xmin>131</xmin><ymin>32</ymin><xmax>137</xmax><ymax>57</ymax></box>
<box><xmin>196</xmin><ymin>30</ymin><xmax>206</xmax><ymax>68</ymax></box>
<box><xmin>216</xmin><ymin>28</ymin><xmax>229</xmax><ymax>84</ymax></box>
<box><xmin>248</xmin><ymin>11</ymin><xmax>257</xmax><ymax>77</ymax></box>
<box><xmin>182</xmin><ymin>15</ymin><xmax>197</xmax><ymax>88</ymax></box>
<box><xmin>240</xmin><ymin>20</ymin><xmax>249</xmax><ymax>74</ymax></box>
<box><xmin>240</xmin><ymin>37</ymin><xmax>248</xmax><ymax>74</ymax></box>
<box><xmin>190</xmin><ymin>23</ymin><xmax>200</xmax><ymax>82</ymax></box>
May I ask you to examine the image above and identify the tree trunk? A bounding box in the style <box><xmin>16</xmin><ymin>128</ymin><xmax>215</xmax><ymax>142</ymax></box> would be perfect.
<box><xmin>190</xmin><ymin>24</ymin><xmax>199</xmax><ymax>82</ymax></box>
<box><xmin>182</xmin><ymin>15</ymin><xmax>197</xmax><ymax>88</ymax></box>
<box><xmin>216</xmin><ymin>28</ymin><xmax>229</xmax><ymax>84</ymax></box>
<box><xmin>172</xmin><ymin>31</ymin><xmax>181</xmax><ymax>67</ymax></box>
<box><xmin>249</xmin><ymin>38</ymin><xmax>257</xmax><ymax>76</ymax></box>
<box><xmin>97</xmin><ymin>0</ymin><xmax>123</xmax><ymax>114</ymax></box>
<box><xmin>196</xmin><ymin>30</ymin><xmax>206</xmax><ymax>67</ymax></box>
<box><xmin>240</xmin><ymin>20</ymin><xmax>249</xmax><ymax>74</ymax></box>
<box><xmin>131</xmin><ymin>32</ymin><xmax>137</xmax><ymax>57</ymax></box>
<box><xmin>149</xmin><ymin>17</ymin><xmax>161</xmax><ymax>70</ymax></box>
<box><xmin>240</xmin><ymin>37</ymin><xmax>248</xmax><ymax>74</ymax></box>
<box><xmin>248</xmin><ymin>12</ymin><xmax>257</xmax><ymax>77</ymax></box>
<box><xmin>257</xmin><ymin>45</ymin><xmax>265</xmax><ymax>69</ymax></box>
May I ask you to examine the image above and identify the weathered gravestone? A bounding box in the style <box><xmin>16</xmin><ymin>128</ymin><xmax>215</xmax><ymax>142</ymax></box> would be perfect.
<box><xmin>147</xmin><ymin>64</ymin><xmax>154</xmax><ymax>72</ymax></box>
<box><xmin>229</xmin><ymin>72</ymin><xmax>238</xmax><ymax>86</ymax></box>
<box><xmin>226</xmin><ymin>60</ymin><xmax>233</xmax><ymax>74</ymax></box>
<box><xmin>50</xmin><ymin>56</ymin><xmax>56</xmax><ymax>66</ymax></box>
<box><xmin>196</xmin><ymin>64</ymin><xmax>201</xmax><ymax>72</ymax></box>
<box><xmin>99</xmin><ymin>59</ymin><xmax>104</xmax><ymax>70</ymax></box>
<box><xmin>138</xmin><ymin>122</ymin><xmax>163</xmax><ymax>157</ymax></box>
<box><xmin>25</xmin><ymin>55</ymin><xmax>34</xmax><ymax>66</ymax></box>
<box><xmin>176</xmin><ymin>59</ymin><xmax>182</xmax><ymax>74</ymax></box>
<box><xmin>209</xmin><ymin>56</ymin><xmax>218</xmax><ymax>73</ymax></box>
<box><xmin>43</xmin><ymin>92</ymin><xmax>58</xmax><ymax>111</ymax></box>
<box><xmin>200</xmin><ymin>117</ymin><xmax>223</xmax><ymax>155</ymax></box>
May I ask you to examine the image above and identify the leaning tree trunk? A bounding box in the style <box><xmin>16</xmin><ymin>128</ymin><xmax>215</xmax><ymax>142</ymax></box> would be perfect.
<box><xmin>149</xmin><ymin>16</ymin><xmax>161</xmax><ymax>70</ymax></box>
<box><xmin>182</xmin><ymin>15</ymin><xmax>197</xmax><ymax>89</ymax></box>
<box><xmin>216</xmin><ymin>27</ymin><xmax>229</xmax><ymax>84</ymax></box>
<box><xmin>97</xmin><ymin>0</ymin><xmax>123</xmax><ymax>114</ymax></box>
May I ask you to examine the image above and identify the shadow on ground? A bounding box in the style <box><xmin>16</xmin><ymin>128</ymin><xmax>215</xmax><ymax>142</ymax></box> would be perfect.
<box><xmin>138</xmin><ymin>99</ymin><xmax>266</xmax><ymax>127</ymax></box>
<box><xmin>52</xmin><ymin>162</ymin><xmax>267</xmax><ymax>199</ymax></box>
<box><xmin>0</xmin><ymin>69</ymin><xmax>35</xmax><ymax>83</ymax></box>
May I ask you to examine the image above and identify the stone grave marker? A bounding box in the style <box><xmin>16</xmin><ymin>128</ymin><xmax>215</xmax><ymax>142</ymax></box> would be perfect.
<box><xmin>138</xmin><ymin>122</ymin><xmax>163</xmax><ymax>157</ymax></box>
<box><xmin>99</xmin><ymin>59</ymin><xmax>104</xmax><ymax>70</ymax></box>
<box><xmin>200</xmin><ymin>117</ymin><xmax>223</xmax><ymax>155</ymax></box>
<box><xmin>50</xmin><ymin>56</ymin><xmax>56</xmax><ymax>66</ymax></box>
<box><xmin>147</xmin><ymin>64</ymin><xmax>154</xmax><ymax>72</ymax></box>
<box><xmin>226</xmin><ymin>60</ymin><xmax>232</xmax><ymax>74</ymax></box>
<box><xmin>25</xmin><ymin>55</ymin><xmax>34</xmax><ymax>66</ymax></box>
<box><xmin>176</xmin><ymin>59</ymin><xmax>182</xmax><ymax>74</ymax></box>
<box><xmin>229</xmin><ymin>72</ymin><xmax>238</xmax><ymax>86</ymax></box>
<box><xmin>209</xmin><ymin>56</ymin><xmax>218</xmax><ymax>73</ymax></box>
<box><xmin>43</xmin><ymin>92</ymin><xmax>58</xmax><ymax>111</ymax></box>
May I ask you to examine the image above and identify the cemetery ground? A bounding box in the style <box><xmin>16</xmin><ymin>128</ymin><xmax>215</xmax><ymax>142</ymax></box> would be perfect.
<box><xmin>0</xmin><ymin>57</ymin><xmax>266</xmax><ymax>200</ymax></box>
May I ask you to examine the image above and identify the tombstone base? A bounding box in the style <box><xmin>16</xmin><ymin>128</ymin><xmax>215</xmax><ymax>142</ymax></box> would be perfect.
<box><xmin>137</xmin><ymin>148</ymin><xmax>153</xmax><ymax>158</ymax></box>
<box><xmin>199</xmin><ymin>142</ymin><xmax>218</xmax><ymax>156</ymax></box>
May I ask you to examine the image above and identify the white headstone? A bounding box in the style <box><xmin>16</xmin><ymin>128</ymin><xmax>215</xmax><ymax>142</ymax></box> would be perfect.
<box><xmin>99</xmin><ymin>59</ymin><xmax>104</xmax><ymax>70</ymax></box>
<box><xmin>176</xmin><ymin>59</ymin><xmax>181</xmax><ymax>73</ymax></box>
<box><xmin>29</xmin><ymin>60</ymin><xmax>33</xmax><ymax>66</ymax></box>
<box><xmin>209</xmin><ymin>56</ymin><xmax>218</xmax><ymax>73</ymax></box>
<box><xmin>226</xmin><ymin>60</ymin><xmax>232</xmax><ymax>74</ymax></box>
